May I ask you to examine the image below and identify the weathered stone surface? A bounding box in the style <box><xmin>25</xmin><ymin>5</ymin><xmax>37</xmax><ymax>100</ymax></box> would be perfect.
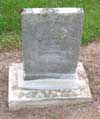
<box><xmin>8</xmin><ymin>8</ymin><xmax>92</xmax><ymax>110</ymax></box>
<box><xmin>8</xmin><ymin>62</ymin><xmax>92</xmax><ymax>110</ymax></box>
<box><xmin>22</xmin><ymin>8</ymin><xmax>84</xmax><ymax>80</ymax></box>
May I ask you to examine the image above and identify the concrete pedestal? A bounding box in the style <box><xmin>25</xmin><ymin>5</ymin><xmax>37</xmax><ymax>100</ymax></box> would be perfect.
<box><xmin>8</xmin><ymin>62</ymin><xmax>92</xmax><ymax>110</ymax></box>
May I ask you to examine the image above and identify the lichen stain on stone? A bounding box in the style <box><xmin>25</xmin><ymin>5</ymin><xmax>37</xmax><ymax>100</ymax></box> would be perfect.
<box><xmin>42</xmin><ymin>13</ymin><xmax>48</xmax><ymax>17</ymax></box>
<box><xmin>41</xmin><ymin>8</ymin><xmax>59</xmax><ymax>14</ymax></box>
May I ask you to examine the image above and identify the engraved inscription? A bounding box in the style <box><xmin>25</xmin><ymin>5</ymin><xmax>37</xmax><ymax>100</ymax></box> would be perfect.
<box><xmin>22</xmin><ymin>9</ymin><xmax>83</xmax><ymax>77</ymax></box>
<box><xmin>30</xmin><ymin>20</ymin><xmax>74</xmax><ymax>63</ymax></box>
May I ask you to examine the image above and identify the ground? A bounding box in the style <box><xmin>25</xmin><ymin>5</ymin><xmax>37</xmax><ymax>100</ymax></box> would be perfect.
<box><xmin>0</xmin><ymin>41</ymin><xmax>100</xmax><ymax>119</ymax></box>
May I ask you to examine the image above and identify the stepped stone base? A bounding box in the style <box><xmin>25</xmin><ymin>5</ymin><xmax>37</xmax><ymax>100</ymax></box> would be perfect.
<box><xmin>8</xmin><ymin>62</ymin><xmax>92</xmax><ymax>110</ymax></box>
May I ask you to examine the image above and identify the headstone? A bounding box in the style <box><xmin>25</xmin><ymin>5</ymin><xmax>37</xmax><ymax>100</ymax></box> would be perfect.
<box><xmin>8</xmin><ymin>8</ymin><xmax>92</xmax><ymax>110</ymax></box>
<box><xmin>22</xmin><ymin>8</ymin><xmax>83</xmax><ymax>80</ymax></box>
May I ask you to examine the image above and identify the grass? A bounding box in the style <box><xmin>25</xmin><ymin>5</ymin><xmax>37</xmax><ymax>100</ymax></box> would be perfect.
<box><xmin>50</xmin><ymin>112</ymin><xmax>57</xmax><ymax>119</ymax></box>
<box><xmin>0</xmin><ymin>0</ymin><xmax>100</xmax><ymax>49</ymax></box>
<box><xmin>0</xmin><ymin>32</ymin><xmax>21</xmax><ymax>50</ymax></box>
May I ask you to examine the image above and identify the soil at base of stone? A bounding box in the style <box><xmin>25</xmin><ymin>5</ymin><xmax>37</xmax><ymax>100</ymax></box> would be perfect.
<box><xmin>0</xmin><ymin>42</ymin><xmax>100</xmax><ymax>119</ymax></box>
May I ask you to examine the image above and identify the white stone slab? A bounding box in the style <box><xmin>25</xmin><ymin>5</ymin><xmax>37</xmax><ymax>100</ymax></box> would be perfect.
<box><xmin>22</xmin><ymin>8</ymin><xmax>84</xmax><ymax>14</ymax></box>
<box><xmin>8</xmin><ymin>62</ymin><xmax>92</xmax><ymax>110</ymax></box>
<box><xmin>16</xmin><ymin>63</ymin><xmax>85</xmax><ymax>90</ymax></box>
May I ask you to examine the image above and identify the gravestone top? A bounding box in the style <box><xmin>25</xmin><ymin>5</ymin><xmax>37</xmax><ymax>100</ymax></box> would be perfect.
<box><xmin>22</xmin><ymin>8</ymin><xmax>84</xmax><ymax>80</ymax></box>
<box><xmin>22</xmin><ymin>8</ymin><xmax>84</xmax><ymax>14</ymax></box>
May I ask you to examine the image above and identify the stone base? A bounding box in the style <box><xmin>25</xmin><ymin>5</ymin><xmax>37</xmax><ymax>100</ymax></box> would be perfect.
<box><xmin>8</xmin><ymin>62</ymin><xmax>92</xmax><ymax>110</ymax></box>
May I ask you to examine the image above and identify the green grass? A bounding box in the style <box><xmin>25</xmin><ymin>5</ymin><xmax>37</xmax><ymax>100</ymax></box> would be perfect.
<box><xmin>50</xmin><ymin>112</ymin><xmax>57</xmax><ymax>119</ymax></box>
<box><xmin>0</xmin><ymin>0</ymin><xmax>100</xmax><ymax>49</ymax></box>
<box><xmin>0</xmin><ymin>32</ymin><xmax>21</xmax><ymax>50</ymax></box>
